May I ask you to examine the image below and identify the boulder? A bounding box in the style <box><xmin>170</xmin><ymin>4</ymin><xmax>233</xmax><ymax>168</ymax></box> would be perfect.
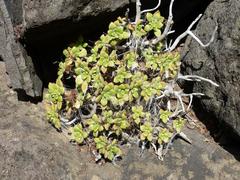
<box><xmin>181</xmin><ymin>0</ymin><xmax>240</xmax><ymax>136</ymax></box>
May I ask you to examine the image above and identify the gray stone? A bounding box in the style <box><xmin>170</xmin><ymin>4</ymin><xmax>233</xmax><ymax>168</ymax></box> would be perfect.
<box><xmin>0</xmin><ymin>0</ymin><xmax>42</xmax><ymax>97</ymax></box>
<box><xmin>181</xmin><ymin>0</ymin><xmax>240</xmax><ymax>136</ymax></box>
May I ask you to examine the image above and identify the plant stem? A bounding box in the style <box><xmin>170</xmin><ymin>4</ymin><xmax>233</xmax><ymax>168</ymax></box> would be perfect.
<box><xmin>135</xmin><ymin>0</ymin><xmax>141</xmax><ymax>23</ymax></box>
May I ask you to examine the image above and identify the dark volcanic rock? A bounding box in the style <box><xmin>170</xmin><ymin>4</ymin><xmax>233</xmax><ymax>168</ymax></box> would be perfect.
<box><xmin>1</xmin><ymin>61</ymin><xmax>240</xmax><ymax>180</ymax></box>
<box><xmin>181</xmin><ymin>0</ymin><xmax>240</xmax><ymax>136</ymax></box>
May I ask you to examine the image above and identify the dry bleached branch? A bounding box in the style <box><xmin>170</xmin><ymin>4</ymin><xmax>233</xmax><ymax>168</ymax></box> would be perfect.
<box><xmin>135</xmin><ymin>0</ymin><xmax>142</xmax><ymax>23</ymax></box>
<box><xmin>141</xmin><ymin>0</ymin><xmax>162</xmax><ymax>14</ymax></box>
<box><xmin>143</xmin><ymin>0</ymin><xmax>218</xmax><ymax>52</ymax></box>
<box><xmin>153</xmin><ymin>0</ymin><xmax>175</xmax><ymax>44</ymax></box>
<box><xmin>177</xmin><ymin>74</ymin><xmax>219</xmax><ymax>87</ymax></box>
<box><xmin>155</xmin><ymin>71</ymin><xmax>218</xmax><ymax>115</ymax></box>
<box><xmin>135</xmin><ymin>0</ymin><xmax>162</xmax><ymax>23</ymax></box>
<box><xmin>136</xmin><ymin>0</ymin><xmax>218</xmax><ymax>52</ymax></box>
<box><xmin>168</xmin><ymin>14</ymin><xmax>218</xmax><ymax>51</ymax></box>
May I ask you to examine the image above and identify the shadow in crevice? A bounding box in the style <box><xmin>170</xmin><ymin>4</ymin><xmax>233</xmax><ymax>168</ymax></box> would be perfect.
<box><xmin>191</xmin><ymin>94</ymin><xmax>240</xmax><ymax>161</ymax></box>
<box><xmin>180</xmin><ymin>76</ymin><xmax>240</xmax><ymax>161</ymax></box>
<box><xmin>22</xmin><ymin>4</ymin><xmax>137</xmax><ymax>88</ymax></box>
<box><xmin>16</xmin><ymin>89</ymin><xmax>42</xmax><ymax>104</ymax></box>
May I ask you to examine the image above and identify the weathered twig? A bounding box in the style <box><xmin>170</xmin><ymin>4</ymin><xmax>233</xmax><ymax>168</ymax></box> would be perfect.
<box><xmin>155</xmin><ymin>75</ymin><xmax>214</xmax><ymax>115</ymax></box>
<box><xmin>167</xmin><ymin>100</ymin><xmax>171</xmax><ymax>111</ymax></box>
<box><xmin>180</xmin><ymin>92</ymin><xmax>204</xmax><ymax>110</ymax></box>
<box><xmin>60</xmin><ymin>112</ymin><xmax>79</xmax><ymax>126</ymax></box>
<box><xmin>175</xmin><ymin>92</ymin><xmax>185</xmax><ymax>112</ymax></box>
<box><xmin>64</xmin><ymin>117</ymin><xmax>79</xmax><ymax>126</ymax></box>
<box><xmin>135</xmin><ymin>0</ymin><xmax>142</xmax><ymax>23</ymax></box>
<box><xmin>188</xmin><ymin>25</ymin><xmax>218</xmax><ymax>47</ymax></box>
<box><xmin>139</xmin><ymin>141</ymin><xmax>147</xmax><ymax>157</ymax></box>
<box><xmin>152</xmin><ymin>143</ymin><xmax>164</xmax><ymax>160</ymax></box>
<box><xmin>92</xmin><ymin>150</ymin><xmax>102</xmax><ymax>162</ymax></box>
<box><xmin>167</xmin><ymin>14</ymin><xmax>202</xmax><ymax>51</ymax></box>
<box><xmin>168</xmin><ymin>14</ymin><xmax>218</xmax><ymax>51</ymax></box>
<box><xmin>177</xmin><ymin>74</ymin><xmax>219</xmax><ymax>87</ymax></box>
<box><xmin>141</xmin><ymin>0</ymin><xmax>161</xmax><ymax>14</ymax></box>
<box><xmin>153</xmin><ymin>0</ymin><xmax>175</xmax><ymax>44</ymax></box>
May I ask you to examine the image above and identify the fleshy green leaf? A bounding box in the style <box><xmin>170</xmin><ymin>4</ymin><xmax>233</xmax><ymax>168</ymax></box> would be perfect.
<box><xmin>160</xmin><ymin>110</ymin><xmax>171</xmax><ymax>124</ymax></box>
<box><xmin>173</xmin><ymin>118</ymin><xmax>185</xmax><ymax>133</ymax></box>
<box><xmin>158</xmin><ymin>128</ymin><xmax>173</xmax><ymax>144</ymax></box>
<box><xmin>81</xmin><ymin>81</ymin><xmax>88</xmax><ymax>94</ymax></box>
<box><xmin>71</xmin><ymin>124</ymin><xmax>88</xmax><ymax>144</ymax></box>
<box><xmin>101</xmin><ymin>98</ymin><xmax>108</xmax><ymax>106</ymax></box>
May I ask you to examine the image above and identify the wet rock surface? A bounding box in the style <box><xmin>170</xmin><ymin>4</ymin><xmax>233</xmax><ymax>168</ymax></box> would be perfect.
<box><xmin>181</xmin><ymin>0</ymin><xmax>240</xmax><ymax>137</ymax></box>
<box><xmin>1</xmin><ymin>61</ymin><xmax>240</xmax><ymax>179</ymax></box>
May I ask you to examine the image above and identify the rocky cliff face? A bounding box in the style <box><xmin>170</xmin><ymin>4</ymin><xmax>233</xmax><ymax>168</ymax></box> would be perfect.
<box><xmin>181</xmin><ymin>0</ymin><xmax>240</xmax><ymax>137</ymax></box>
